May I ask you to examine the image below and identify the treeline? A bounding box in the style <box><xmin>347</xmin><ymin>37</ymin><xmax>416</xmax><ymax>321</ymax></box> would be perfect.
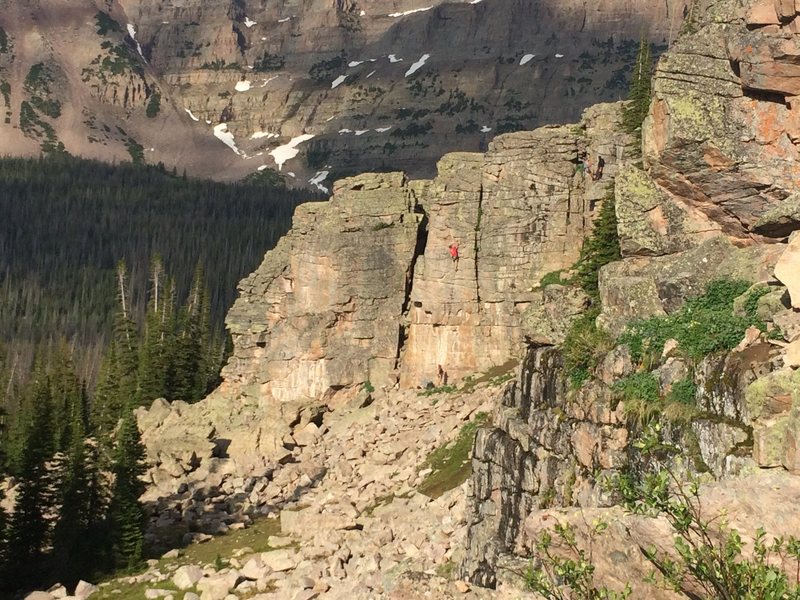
<box><xmin>0</xmin><ymin>154</ymin><xmax>313</xmax><ymax>384</ymax></box>
<box><xmin>0</xmin><ymin>258</ymin><xmax>230</xmax><ymax>593</ymax></box>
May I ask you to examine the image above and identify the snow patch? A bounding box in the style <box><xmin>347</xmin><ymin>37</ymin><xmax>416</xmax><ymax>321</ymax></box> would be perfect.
<box><xmin>261</xmin><ymin>75</ymin><xmax>280</xmax><ymax>88</ymax></box>
<box><xmin>469</xmin><ymin>0</ymin><xmax>483</xmax><ymax>4</ymax></box>
<box><xmin>375</xmin><ymin>126</ymin><xmax>392</xmax><ymax>133</ymax></box>
<box><xmin>244</xmin><ymin>17</ymin><xmax>257</xmax><ymax>27</ymax></box>
<box><xmin>338</xmin><ymin>128</ymin><xmax>353</xmax><ymax>134</ymax></box>
<box><xmin>348</xmin><ymin>60</ymin><xmax>364</xmax><ymax>67</ymax></box>
<box><xmin>278</xmin><ymin>17</ymin><xmax>291</xmax><ymax>23</ymax></box>
<box><xmin>360</xmin><ymin>9</ymin><xmax>366</xmax><ymax>15</ymax></box>
<box><xmin>287</xmin><ymin>172</ymin><xmax>296</xmax><ymax>178</ymax></box>
<box><xmin>213</xmin><ymin>123</ymin><xmax>241</xmax><ymax>156</ymax></box>
<box><xmin>331</xmin><ymin>75</ymin><xmax>348</xmax><ymax>89</ymax></box>
<box><xmin>355</xmin><ymin>129</ymin><xmax>368</xmax><ymax>136</ymax></box>
<box><xmin>520</xmin><ymin>54</ymin><xmax>535</xmax><ymax>65</ymax></box>
<box><xmin>269</xmin><ymin>134</ymin><xmax>315</xmax><ymax>170</ymax></box>
<box><xmin>205</xmin><ymin>120</ymin><xmax>212</xmax><ymax>124</ymax></box>
<box><xmin>126</xmin><ymin>24</ymin><xmax>144</xmax><ymax>59</ymax></box>
<box><xmin>250</xmin><ymin>131</ymin><xmax>279</xmax><ymax>140</ymax></box>
<box><xmin>184</xmin><ymin>108</ymin><xmax>200</xmax><ymax>121</ymax></box>
<box><xmin>308</xmin><ymin>170</ymin><xmax>330</xmax><ymax>193</ymax></box>
<box><xmin>555</xmin><ymin>53</ymin><xmax>564</xmax><ymax>58</ymax></box>
<box><xmin>480</xmin><ymin>125</ymin><xmax>492</xmax><ymax>132</ymax></box>
<box><xmin>366</xmin><ymin>70</ymin><xmax>376</xmax><ymax>78</ymax></box>
<box><xmin>405</xmin><ymin>54</ymin><xmax>430</xmax><ymax>77</ymax></box>
<box><xmin>388</xmin><ymin>54</ymin><xmax>403</xmax><ymax>63</ymax></box>
<box><xmin>235</xmin><ymin>80</ymin><xmax>252</xmax><ymax>92</ymax></box>
<box><xmin>389</xmin><ymin>7</ymin><xmax>432</xmax><ymax>17</ymax></box>
<box><xmin>258</xmin><ymin>165</ymin><xmax>269</xmax><ymax>171</ymax></box>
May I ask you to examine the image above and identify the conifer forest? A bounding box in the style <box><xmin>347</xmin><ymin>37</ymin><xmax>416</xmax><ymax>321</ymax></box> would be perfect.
<box><xmin>0</xmin><ymin>155</ymin><xmax>311</xmax><ymax>593</ymax></box>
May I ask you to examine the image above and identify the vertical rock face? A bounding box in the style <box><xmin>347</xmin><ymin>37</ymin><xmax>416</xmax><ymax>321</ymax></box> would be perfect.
<box><xmin>224</xmin><ymin>102</ymin><xmax>629</xmax><ymax>396</ymax></box>
<box><xmin>225</xmin><ymin>172</ymin><xmax>424</xmax><ymax>402</ymax></box>
<box><xmin>642</xmin><ymin>0</ymin><xmax>800</xmax><ymax>241</ymax></box>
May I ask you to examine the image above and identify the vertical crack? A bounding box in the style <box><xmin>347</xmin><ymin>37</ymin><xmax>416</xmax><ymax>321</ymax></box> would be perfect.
<box><xmin>475</xmin><ymin>183</ymin><xmax>483</xmax><ymax>304</ymax></box>
<box><xmin>395</xmin><ymin>205</ymin><xmax>428</xmax><ymax>369</ymax></box>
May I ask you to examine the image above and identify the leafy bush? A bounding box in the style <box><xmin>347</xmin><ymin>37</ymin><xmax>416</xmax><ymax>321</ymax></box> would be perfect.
<box><xmin>540</xmin><ymin>270</ymin><xmax>566</xmax><ymax>288</ymax></box>
<box><xmin>528</xmin><ymin>427</ymin><xmax>800</xmax><ymax>599</ymax></box>
<box><xmin>611</xmin><ymin>372</ymin><xmax>660</xmax><ymax>404</ymax></box>
<box><xmin>563</xmin><ymin>309</ymin><xmax>612</xmax><ymax>388</ymax></box>
<box><xmin>618</xmin><ymin>279</ymin><xmax>756</xmax><ymax>363</ymax></box>
<box><xmin>666</xmin><ymin>378</ymin><xmax>696</xmax><ymax>405</ymax></box>
<box><xmin>0</xmin><ymin>26</ymin><xmax>8</xmax><ymax>53</ymax></box>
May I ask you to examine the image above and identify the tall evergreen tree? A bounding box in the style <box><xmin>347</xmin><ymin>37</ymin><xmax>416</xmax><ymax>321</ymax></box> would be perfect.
<box><xmin>137</xmin><ymin>256</ymin><xmax>170</xmax><ymax>404</ymax></box>
<box><xmin>52</xmin><ymin>405</ymin><xmax>109</xmax><ymax>582</ymax></box>
<box><xmin>622</xmin><ymin>35</ymin><xmax>653</xmax><ymax>142</ymax></box>
<box><xmin>168</xmin><ymin>265</ymin><xmax>214</xmax><ymax>402</ymax></box>
<box><xmin>574</xmin><ymin>183</ymin><xmax>622</xmax><ymax>300</ymax></box>
<box><xmin>108</xmin><ymin>408</ymin><xmax>147</xmax><ymax>569</ymax></box>
<box><xmin>4</xmin><ymin>369</ymin><xmax>56</xmax><ymax>584</ymax></box>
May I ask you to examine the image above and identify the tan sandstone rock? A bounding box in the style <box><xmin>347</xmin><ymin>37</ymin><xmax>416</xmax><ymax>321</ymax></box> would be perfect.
<box><xmin>775</xmin><ymin>235</ymin><xmax>800</xmax><ymax>308</ymax></box>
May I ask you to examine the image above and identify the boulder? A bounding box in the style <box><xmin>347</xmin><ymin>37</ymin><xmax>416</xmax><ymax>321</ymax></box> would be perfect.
<box><xmin>172</xmin><ymin>565</ymin><xmax>204</xmax><ymax>590</ymax></box>
<box><xmin>775</xmin><ymin>235</ymin><xmax>800</xmax><ymax>308</ymax></box>
<box><xmin>73</xmin><ymin>582</ymin><xmax>98</xmax><ymax>600</ymax></box>
<box><xmin>25</xmin><ymin>593</ymin><xmax>54</xmax><ymax>600</ymax></box>
<box><xmin>261</xmin><ymin>549</ymin><xmax>301</xmax><ymax>572</ymax></box>
<box><xmin>47</xmin><ymin>585</ymin><xmax>68</xmax><ymax>599</ymax></box>
<box><xmin>522</xmin><ymin>285</ymin><xmax>591</xmax><ymax>346</ymax></box>
<box><xmin>747</xmin><ymin>0</ymin><xmax>781</xmax><ymax>26</ymax></box>
<box><xmin>196</xmin><ymin>572</ymin><xmax>239</xmax><ymax>600</ymax></box>
<box><xmin>241</xmin><ymin>556</ymin><xmax>272</xmax><ymax>580</ymax></box>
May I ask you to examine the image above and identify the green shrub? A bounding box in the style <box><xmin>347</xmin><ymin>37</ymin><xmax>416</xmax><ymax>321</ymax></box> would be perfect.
<box><xmin>95</xmin><ymin>12</ymin><xmax>122</xmax><ymax>35</ymax></box>
<box><xmin>253</xmin><ymin>51</ymin><xmax>285</xmax><ymax>72</ymax></box>
<box><xmin>540</xmin><ymin>270</ymin><xmax>566</xmax><ymax>288</ymax></box>
<box><xmin>666</xmin><ymin>377</ymin><xmax>696</xmax><ymax>405</ymax></box>
<box><xmin>563</xmin><ymin>308</ymin><xmax>612</xmax><ymax>388</ymax></box>
<box><xmin>363</xmin><ymin>380</ymin><xmax>375</xmax><ymax>393</ymax></box>
<box><xmin>145</xmin><ymin>92</ymin><xmax>161</xmax><ymax>118</ymax></box>
<box><xmin>612</xmin><ymin>372</ymin><xmax>660</xmax><ymax>404</ymax></box>
<box><xmin>0</xmin><ymin>26</ymin><xmax>8</xmax><ymax>53</ymax></box>
<box><xmin>619</xmin><ymin>279</ymin><xmax>755</xmax><ymax>363</ymax></box>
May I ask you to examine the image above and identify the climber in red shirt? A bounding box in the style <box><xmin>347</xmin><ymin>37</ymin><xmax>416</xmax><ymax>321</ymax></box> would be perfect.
<box><xmin>448</xmin><ymin>244</ymin><xmax>459</xmax><ymax>263</ymax></box>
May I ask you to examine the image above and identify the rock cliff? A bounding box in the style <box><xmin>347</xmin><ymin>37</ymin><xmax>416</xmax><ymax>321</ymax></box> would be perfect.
<box><xmin>0</xmin><ymin>0</ymin><xmax>686</xmax><ymax>181</ymax></box>
<box><xmin>122</xmin><ymin>0</ymin><xmax>800</xmax><ymax>597</ymax></box>
<box><xmin>138</xmin><ymin>101</ymin><xmax>629</xmax><ymax>479</ymax></box>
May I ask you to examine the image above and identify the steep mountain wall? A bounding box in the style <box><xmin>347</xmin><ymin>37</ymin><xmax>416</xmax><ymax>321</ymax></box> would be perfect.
<box><xmin>0</xmin><ymin>0</ymin><xmax>686</xmax><ymax>180</ymax></box>
<box><xmin>138</xmin><ymin>101</ymin><xmax>629</xmax><ymax>478</ymax></box>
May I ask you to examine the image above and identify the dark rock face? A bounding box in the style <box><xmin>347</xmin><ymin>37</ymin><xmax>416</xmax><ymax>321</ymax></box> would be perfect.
<box><xmin>460</xmin><ymin>339</ymin><xmax>782</xmax><ymax>588</ymax></box>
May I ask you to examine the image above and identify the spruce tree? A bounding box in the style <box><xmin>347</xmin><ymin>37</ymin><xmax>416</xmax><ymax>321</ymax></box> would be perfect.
<box><xmin>137</xmin><ymin>256</ymin><xmax>170</xmax><ymax>404</ymax></box>
<box><xmin>622</xmin><ymin>35</ymin><xmax>653</xmax><ymax>141</ymax></box>
<box><xmin>108</xmin><ymin>408</ymin><xmax>147</xmax><ymax>569</ymax></box>
<box><xmin>4</xmin><ymin>369</ymin><xmax>56</xmax><ymax>584</ymax></box>
<box><xmin>168</xmin><ymin>265</ymin><xmax>213</xmax><ymax>402</ymax></box>
<box><xmin>575</xmin><ymin>183</ymin><xmax>622</xmax><ymax>300</ymax></box>
<box><xmin>52</xmin><ymin>405</ymin><xmax>109</xmax><ymax>582</ymax></box>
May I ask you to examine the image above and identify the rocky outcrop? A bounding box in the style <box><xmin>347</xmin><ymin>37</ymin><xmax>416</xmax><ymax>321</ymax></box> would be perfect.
<box><xmin>642</xmin><ymin>0</ymin><xmax>800</xmax><ymax>241</ymax></box>
<box><xmin>137</xmin><ymin>102</ymin><xmax>629</xmax><ymax>478</ymax></box>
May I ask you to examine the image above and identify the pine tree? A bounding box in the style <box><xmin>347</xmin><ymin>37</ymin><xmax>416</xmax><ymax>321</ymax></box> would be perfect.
<box><xmin>52</xmin><ymin>404</ymin><xmax>109</xmax><ymax>582</ymax></box>
<box><xmin>137</xmin><ymin>256</ymin><xmax>174</xmax><ymax>405</ymax></box>
<box><xmin>92</xmin><ymin>343</ymin><xmax>123</xmax><ymax>437</ymax></box>
<box><xmin>168</xmin><ymin>265</ymin><xmax>213</xmax><ymax>402</ymax></box>
<box><xmin>622</xmin><ymin>35</ymin><xmax>653</xmax><ymax>142</ymax></box>
<box><xmin>4</xmin><ymin>369</ymin><xmax>56</xmax><ymax>584</ymax></box>
<box><xmin>574</xmin><ymin>183</ymin><xmax>622</xmax><ymax>300</ymax></box>
<box><xmin>108</xmin><ymin>408</ymin><xmax>147</xmax><ymax>569</ymax></box>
